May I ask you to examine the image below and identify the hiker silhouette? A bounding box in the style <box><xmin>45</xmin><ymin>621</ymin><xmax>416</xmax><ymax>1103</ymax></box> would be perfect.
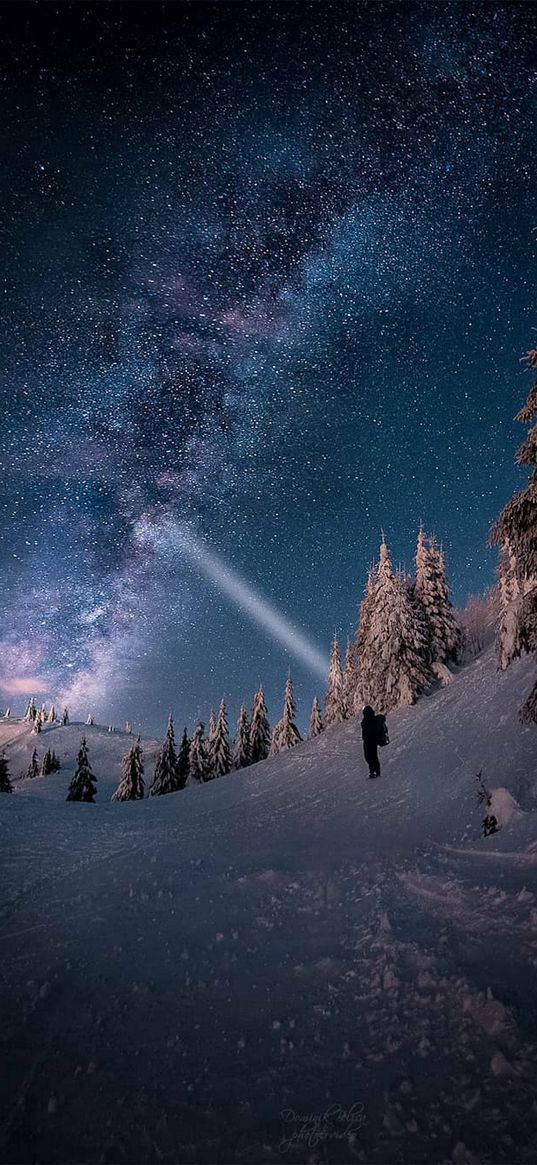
<box><xmin>361</xmin><ymin>705</ymin><xmax>381</xmax><ymax>778</ymax></box>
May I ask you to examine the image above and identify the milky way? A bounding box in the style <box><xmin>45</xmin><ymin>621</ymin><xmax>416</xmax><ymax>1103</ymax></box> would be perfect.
<box><xmin>1</xmin><ymin>2</ymin><xmax>536</xmax><ymax>734</ymax></box>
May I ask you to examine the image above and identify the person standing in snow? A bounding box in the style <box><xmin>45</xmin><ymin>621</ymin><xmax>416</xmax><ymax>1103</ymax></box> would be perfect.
<box><xmin>361</xmin><ymin>705</ymin><xmax>381</xmax><ymax>779</ymax></box>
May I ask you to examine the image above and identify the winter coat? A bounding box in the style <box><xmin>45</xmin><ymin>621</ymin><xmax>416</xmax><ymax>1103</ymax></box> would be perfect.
<box><xmin>361</xmin><ymin>706</ymin><xmax>377</xmax><ymax>748</ymax></box>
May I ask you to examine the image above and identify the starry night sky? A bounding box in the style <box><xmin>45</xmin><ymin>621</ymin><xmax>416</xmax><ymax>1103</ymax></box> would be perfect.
<box><xmin>1</xmin><ymin>1</ymin><xmax>536</xmax><ymax>736</ymax></box>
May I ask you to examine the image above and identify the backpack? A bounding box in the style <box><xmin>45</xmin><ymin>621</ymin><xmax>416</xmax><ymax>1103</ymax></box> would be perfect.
<box><xmin>374</xmin><ymin>714</ymin><xmax>389</xmax><ymax>747</ymax></box>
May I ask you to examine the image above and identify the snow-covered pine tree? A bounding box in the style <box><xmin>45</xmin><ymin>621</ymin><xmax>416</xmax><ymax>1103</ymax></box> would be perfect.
<box><xmin>413</xmin><ymin>527</ymin><xmax>461</xmax><ymax>671</ymax></box>
<box><xmin>188</xmin><ymin>722</ymin><xmax>210</xmax><ymax>782</ymax></box>
<box><xmin>352</xmin><ymin>570</ymin><xmax>378</xmax><ymax>708</ymax></box>
<box><xmin>26</xmin><ymin>748</ymin><xmax>40</xmax><ymax>779</ymax></box>
<box><xmin>4</xmin><ymin>708</ymin><xmax>10</xmax><ymax>719</ymax></box>
<box><xmin>233</xmin><ymin>704</ymin><xmax>250</xmax><ymax>769</ymax></box>
<box><xmin>50</xmin><ymin>750</ymin><xmax>61</xmax><ymax>771</ymax></box>
<box><xmin>24</xmin><ymin>697</ymin><xmax>36</xmax><ymax>722</ymax></box>
<box><xmin>61</xmin><ymin>707</ymin><xmax>69</xmax><ymax>726</ymax></box>
<box><xmin>66</xmin><ymin>738</ymin><xmax>97</xmax><ymax>802</ymax></box>
<box><xmin>490</xmin><ymin>340</ymin><xmax>537</xmax><ymax>721</ymax></box>
<box><xmin>357</xmin><ymin>539</ymin><xmax>432</xmax><ymax>711</ymax></box>
<box><xmin>271</xmin><ymin>675</ymin><xmax>302</xmax><ymax>754</ymax></box>
<box><xmin>177</xmin><ymin>727</ymin><xmax>190</xmax><ymax>789</ymax></box>
<box><xmin>249</xmin><ymin>687</ymin><xmax>271</xmax><ymax>764</ymax></box>
<box><xmin>41</xmin><ymin>748</ymin><xmax>54</xmax><ymax>776</ymax></box>
<box><xmin>212</xmin><ymin>699</ymin><xmax>231</xmax><ymax>776</ymax></box>
<box><xmin>149</xmin><ymin>714</ymin><xmax>179</xmax><ymax>796</ymax></box>
<box><xmin>32</xmin><ymin>713</ymin><xmax>42</xmax><ymax>734</ymax></box>
<box><xmin>125</xmin><ymin>721</ymin><xmax>132</xmax><ymax>734</ymax></box>
<box><xmin>46</xmin><ymin>704</ymin><xmax>56</xmax><ymax>724</ymax></box>
<box><xmin>0</xmin><ymin>755</ymin><xmax>12</xmax><ymax>793</ymax></box>
<box><xmin>342</xmin><ymin>639</ymin><xmax>359</xmax><ymax>718</ymax></box>
<box><xmin>206</xmin><ymin>709</ymin><xmax>217</xmax><ymax>777</ymax></box>
<box><xmin>112</xmin><ymin>739</ymin><xmax>145</xmax><ymax>801</ymax></box>
<box><xmin>324</xmin><ymin>636</ymin><xmax>346</xmax><ymax>727</ymax></box>
<box><xmin>86</xmin><ymin>714</ymin><xmax>94</xmax><ymax>726</ymax></box>
<box><xmin>308</xmin><ymin>695</ymin><xmax>323</xmax><ymax>739</ymax></box>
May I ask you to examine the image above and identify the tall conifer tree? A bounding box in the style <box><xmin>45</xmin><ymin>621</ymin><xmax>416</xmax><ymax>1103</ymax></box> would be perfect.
<box><xmin>358</xmin><ymin>540</ymin><xmax>432</xmax><ymax>711</ymax></box>
<box><xmin>249</xmin><ymin>687</ymin><xmax>271</xmax><ymax>764</ymax></box>
<box><xmin>211</xmin><ymin>699</ymin><xmax>232</xmax><ymax>776</ymax></box>
<box><xmin>232</xmin><ymin>705</ymin><xmax>250</xmax><ymax>769</ymax></box>
<box><xmin>189</xmin><ymin>722</ymin><xmax>210</xmax><ymax>782</ymax></box>
<box><xmin>177</xmin><ymin>728</ymin><xmax>190</xmax><ymax>789</ymax></box>
<box><xmin>149</xmin><ymin>715</ymin><xmax>179</xmax><ymax>796</ymax></box>
<box><xmin>271</xmin><ymin>675</ymin><xmax>302</xmax><ymax>754</ymax></box>
<box><xmin>491</xmin><ymin>340</ymin><xmax>537</xmax><ymax>720</ymax></box>
<box><xmin>324</xmin><ymin>636</ymin><xmax>346</xmax><ymax>727</ymax></box>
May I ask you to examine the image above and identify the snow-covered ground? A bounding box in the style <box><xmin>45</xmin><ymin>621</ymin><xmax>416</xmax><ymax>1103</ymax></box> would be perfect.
<box><xmin>1</xmin><ymin>647</ymin><xmax>537</xmax><ymax>1164</ymax></box>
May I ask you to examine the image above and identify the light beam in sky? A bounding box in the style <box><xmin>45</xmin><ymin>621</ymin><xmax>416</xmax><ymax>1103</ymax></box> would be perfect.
<box><xmin>136</xmin><ymin>516</ymin><xmax>329</xmax><ymax>680</ymax></box>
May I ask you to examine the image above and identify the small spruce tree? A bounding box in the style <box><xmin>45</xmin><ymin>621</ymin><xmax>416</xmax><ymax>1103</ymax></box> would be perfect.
<box><xmin>176</xmin><ymin>727</ymin><xmax>190</xmax><ymax>789</ymax></box>
<box><xmin>26</xmin><ymin>748</ymin><xmax>40</xmax><ymax>779</ymax></box>
<box><xmin>0</xmin><ymin>755</ymin><xmax>13</xmax><ymax>793</ymax></box>
<box><xmin>271</xmin><ymin>675</ymin><xmax>302</xmax><ymax>754</ymax></box>
<box><xmin>47</xmin><ymin>705</ymin><xmax>56</xmax><ymax>724</ymax></box>
<box><xmin>232</xmin><ymin>704</ymin><xmax>251</xmax><ymax>769</ymax></box>
<box><xmin>308</xmin><ymin>695</ymin><xmax>323</xmax><ymax>739</ymax></box>
<box><xmin>212</xmin><ymin>699</ymin><xmax>232</xmax><ymax>776</ymax></box>
<box><xmin>189</xmin><ymin>722</ymin><xmax>210</xmax><ymax>782</ymax></box>
<box><xmin>41</xmin><ymin>748</ymin><xmax>54</xmax><ymax>776</ymax></box>
<box><xmin>112</xmin><ymin>739</ymin><xmax>145</xmax><ymax>801</ymax></box>
<box><xmin>61</xmin><ymin>707</ymin><xmax>69</xmax><ymax>726</ymax></box>
<box><xmin>249</xmin><ymin>687</ymin><xmax>271</xmax><ymax>764</ymax></box>
<box><xmin>66</xmin><ymin>738</ymin><xmax>97</xmax><ymax>802</ymax></box>
<box><xmin>149</xmin><ymin>715</ymin><xmax>179</xmax><ymax>796</ymax></box>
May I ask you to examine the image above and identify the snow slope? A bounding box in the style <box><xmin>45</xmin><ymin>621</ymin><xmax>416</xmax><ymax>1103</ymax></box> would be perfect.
<box><xmin>1</xmin><ymin>647</ymin><xmax>537</xmax><ymax>1165</ymax></box>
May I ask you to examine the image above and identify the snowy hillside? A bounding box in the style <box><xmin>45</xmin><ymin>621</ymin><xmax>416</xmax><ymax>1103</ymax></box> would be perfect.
<box><xmin>2</xmin><ymin>646</ymin><xmax>537</xmax><ymax>1164</ymax></box>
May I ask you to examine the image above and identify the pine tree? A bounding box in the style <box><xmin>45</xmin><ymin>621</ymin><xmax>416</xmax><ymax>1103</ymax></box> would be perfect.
<box><xmin>32</xmin><ymin>713</ymin><xmax>42</xmax><ymax>735</ymax></box>
<box><xmin>308</xmin><ymin>695</ymin><xmax>323</xmax><ymax>739</ymax></box>
<box><xmin>26</xmin><ymin>748</ymin><xmax>40</xmax><ymax>779</ymax></box>
<box><xmin>357</xmin><ymin>539</ymin><xmax>433</xmax><ymax>711</ymax></box>
<box><xmin>0</xmin><ymin>755</ymin><xmax>12</xmax><ymax>793</ymax></box>
<box><xmin>61</xmin><ymin>707</ymin><xmax>69</xmax><ymax>726</ymax></box>
<box><xmin>149</xmin><ymin>715</ymin><xmax>179</xmax><ymax>796</ymax></box>
<box><xmin>86</xmin><ymin>714</ymin><xmax>94</xmax><ymax>726</ymax></box>
<box><xmin>41</xmin><ymin>748</ymin><xmax>54</xmax><ymax>776</ymax></box>
<box><xmin>324</xmin><ymin>636</ymin><xmax>346</xmax><ymax>727</ymax></box>
<box><xmin>342</xmin><ymin>639</ymin><xmax>359</xmax><ymax>718</ymax></box>
<box><xmin>353</xmin><ymin>569</ymin><xmax>379</xmax><ymax>710</ymax></box>
<box><xmin>24</xmin><ymin>697</ymin><xmax>36</xmax><ymax>722</ymax></box>
<box><xmin>188</xmin><ymin>722</ymin><xmax>210</xmax><ymax>782</ymax></box>
<box><xmin>50</xmin><ymin>750</ymin><xmax>61</xmax><ymax>772</ymax></box>
<box><xmin>112</xmin><ymin>739</ymin><xmax>145</xmax><ymax>801</ymax></box>
<box><xmin>66</xmin><ymin>738</ymin><xmax>97</xmax><ymax>802</ymax></box>
<box><xmin>232</xmin><ymin>704</ymin><xmax>251</xmax><ymax>769</ymax></box>
<box><xmin>206</xmin><ymin>709</ymin><xmax>217</xmax><ymax>777</ymax></box>
<box><xmin>177</xmin><ymin>727</ymin><xmax>190</xmax><ymax>789</ymax></box>
<box><xmin>47</xmin><ymin>705</ymin><xmax>56</xmax><ymax>724</ymax></box>
<box><xmin>249</xmin><ymin>687</ymin><xmax>271</xmax><ymax>764</ymax></box>
<box><xmin>490</xmin><ymin>340</ymin><xmax>537</xmax><ymax>721</ymax></box>
<box><xmin>413</xmin><ymin>528</ymin><xmax>461</xmax><ymax>667</ymax></box>
<box><xmin>212</xmin><ymin>699</ymin><xmax>231</xmax><ymax>776</ymax></box>
<box><xmin>4</xmin><ymin>708</ymin><xmax>10</xmax><ymax>719</ymax></box>
<box><xmin>271</xmin><ymin>675</ymin><xmax>302</xmax><ymax>754</ymax></box>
